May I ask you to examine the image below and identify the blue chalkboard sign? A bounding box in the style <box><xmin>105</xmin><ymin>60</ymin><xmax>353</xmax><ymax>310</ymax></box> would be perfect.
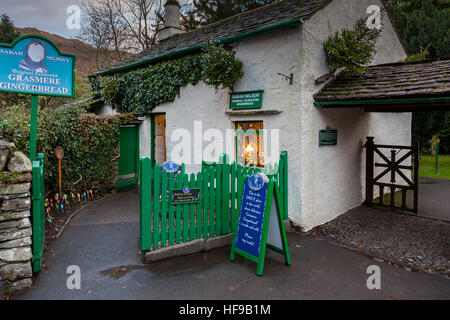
<box><xmin>230</xmin><ymin>174</ymin><xmax>291</xmax><ymax>276</ymax></box>
<box><xmin>234</xmin><ymin>182</ymin><xmax>268</xmax><ymax>258</ymax></box>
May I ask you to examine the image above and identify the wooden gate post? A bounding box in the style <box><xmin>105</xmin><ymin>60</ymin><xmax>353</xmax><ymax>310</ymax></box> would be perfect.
<box><xmin>364</xmin><ymin>137</ymin><xmax>375</xmax><ymax>206</ymax></box>
<box><xmin>413</xmin><ymin>141</ymin><xmax>419</xmax><ymax>214</ymax></box>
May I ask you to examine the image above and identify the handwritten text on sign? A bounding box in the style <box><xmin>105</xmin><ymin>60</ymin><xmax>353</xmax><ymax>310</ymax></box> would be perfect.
<box><xmin>235</xmin><ymin>181</ymin><xmax>268</xmax><ymax>258</ymax></box>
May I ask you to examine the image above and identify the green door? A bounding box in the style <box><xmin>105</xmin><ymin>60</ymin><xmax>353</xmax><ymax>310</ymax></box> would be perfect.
<box><xmin>117</xmin><ymin>125</ymin><xmax>139</xmax><ymax>188</ymax></box>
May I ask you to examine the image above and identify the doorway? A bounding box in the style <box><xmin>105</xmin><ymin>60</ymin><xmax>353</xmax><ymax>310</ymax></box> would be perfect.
<box><xmin>152</xmin><ymin>114</ymin><xmax>166</xmax><ymax>165</ymax></box>
<box><xmin>117</xmin><ymin>125</ymin><xmax>139</xmax><ymax>188</ymax></box>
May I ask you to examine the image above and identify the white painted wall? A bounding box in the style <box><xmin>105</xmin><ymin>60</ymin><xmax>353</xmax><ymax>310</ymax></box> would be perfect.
<box><xmin>152</xmin><ymin>26</ymin><xmax>303</xmax><ymax>208</ymax></box>
<box><xmin>102</xmin><ymin>0</ymin><xmax>411</xmax><ymax>231</ymax></box>
<box><xmin>297</xmin><ymin>0</ymin><xmax>410</xmax><ymax>230</ymax></box>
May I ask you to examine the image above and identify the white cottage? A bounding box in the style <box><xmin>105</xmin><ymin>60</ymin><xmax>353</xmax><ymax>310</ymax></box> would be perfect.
<box><xmin>93</xmin><ymin>0</ymin><xmax>413</xmax><ymax>231</ymax></box>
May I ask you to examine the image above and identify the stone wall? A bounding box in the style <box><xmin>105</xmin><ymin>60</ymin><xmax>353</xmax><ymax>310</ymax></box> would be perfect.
<box><xmin>0</xmin><ymin>137</ymin><xmax>33</xmax><ymax>296</ymax></box>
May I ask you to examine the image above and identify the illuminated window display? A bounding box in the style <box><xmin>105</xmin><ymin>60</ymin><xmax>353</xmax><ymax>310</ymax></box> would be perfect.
<box><xmin>235</xmin><ymin>121</ymin><xmax>264</xmax><ymax>167</ymax></box>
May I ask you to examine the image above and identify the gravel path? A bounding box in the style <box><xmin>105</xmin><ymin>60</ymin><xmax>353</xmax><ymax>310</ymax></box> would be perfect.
<box><xmin>316</xmin><ymin>206</ymin><xmax>450</xmax><ymax>276</ymax></box>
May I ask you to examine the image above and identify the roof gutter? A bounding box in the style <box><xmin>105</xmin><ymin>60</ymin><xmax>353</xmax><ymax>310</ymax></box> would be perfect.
<box><xmin>96</xmin><ymin>17</ymin><xmax>303</xmax><ymax>77</ymax></box>
<box><xmin>313</xmin><ymin>97</ymin><xmax>450</xmax><ymax>107</ymax></box>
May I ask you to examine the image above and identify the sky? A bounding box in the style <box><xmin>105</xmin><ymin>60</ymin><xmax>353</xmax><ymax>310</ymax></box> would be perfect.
<box><xmin>1</xmin><ymin>0</ymin><xmax>84</xmax><ymax>39</ymax></box>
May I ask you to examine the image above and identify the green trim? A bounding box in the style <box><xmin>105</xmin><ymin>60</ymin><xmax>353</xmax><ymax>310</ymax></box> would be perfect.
<box><xmin>0</xmin><ymin>34</ymin><xmax>76</xmax><ymax>98</ymax></box>
<box><xmin>96</xmin><ymin>18</ymin><xmax>303</xmax><ymax>76</ymax></box>
<box><xmin>314</xmin><ymin>97</ymin><xmax>450</xmax><ymax>106</ymax></box>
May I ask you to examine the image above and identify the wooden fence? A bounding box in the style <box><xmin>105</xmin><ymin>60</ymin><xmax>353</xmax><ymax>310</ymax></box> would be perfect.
<box><xmin>139</xmin><ymin>151</ymin><xmax>288</xmax><ymax>251</ymax></box>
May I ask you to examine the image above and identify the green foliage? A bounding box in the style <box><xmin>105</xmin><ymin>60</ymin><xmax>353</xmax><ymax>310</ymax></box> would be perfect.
<box><xmin>388</xmin><ymin>0</ymin><xmax>449</xmax><ymax>59</ymax></box>
<box><xmin>0</xmin><ymin>14</ymin><xmax>19</xmax><ymax>44</ymax></box>
<box><xmin>92</xmin><ymin>42</ymin><xmax>243</xmax><ymax>113</ymax></box>
<box><xmin>323</xmin><ymin>18</ymin><xmax>381</xmax><ymax>74</ymax></box>
<box><xmin>412</xmin><ymin>112</ymin><xmax>450</xmax><ymax>154</ymax></box>
<box><xmin>419</xmin><ymin>155</ymin><xmax>450</xmax><ymax>180</ymax></box>
<box><xmin>0</xmin><ymin>102</ymin><xmax>120</xmax><ymax>194</ymax></box>
<box><xmin>438</xmin><ymin>115</ymin><xmax>450</xmax><ymax>154</ymax></box>
<box><xmin>201</xmin><ymin>41</ymin><xmax>243</xmax><ymax>89</ymax></box>
<box><xmin>0</xmin><ymin>171</ymin><xmax>21</xmax><ymax>185</ymax></box>
<box><xmin>182</xmin><ymin>0</ymin><xmax>276</xmax><ymax>30</ymax></box>
<box><xmin>388</xmin><ymin>1</ymin><xmax>450</xmax><ymax>153</ymax></box>
<box><xmin>402</xmin><ymin>47</ymin><xmax>430</xmax><ymax>62</ymax></box>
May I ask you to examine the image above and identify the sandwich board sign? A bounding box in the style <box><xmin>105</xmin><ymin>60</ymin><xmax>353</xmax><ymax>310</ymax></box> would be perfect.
<box><xmin>230</xmin><ymin>173</ymin><xmax>291</xmax><ymax>276</ymax></box>
<box><xmin>0</xmin><ymin>34</ymin><xmax>76</xmax><ymax>161</ymax></box>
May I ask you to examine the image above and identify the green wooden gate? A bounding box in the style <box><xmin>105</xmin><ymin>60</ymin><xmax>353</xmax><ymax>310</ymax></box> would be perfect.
<box><xmin>31</xmin><ymin>153</ymin><xmax>45</xmax><ymax>272</ymax></box>
<box><xmin>117</xmin><ymin>125</ymin><xmax>139</xmax><ymax>188</ymax></box>
<box><xmin>139</xmin><ymin>151</ymin><xmax>288</xmax><ymax>251</ymax></box>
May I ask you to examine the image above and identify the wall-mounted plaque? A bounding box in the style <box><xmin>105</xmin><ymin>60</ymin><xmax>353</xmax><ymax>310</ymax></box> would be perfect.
<box><xmin>319</xmin><ymin>128</ymin><xmax>337</xmax><ymax>146</ymax></box>
<box><xmin>230</xmin><ymin>90</ymin><xmax>264</xmax><ymax>109</ymax></box>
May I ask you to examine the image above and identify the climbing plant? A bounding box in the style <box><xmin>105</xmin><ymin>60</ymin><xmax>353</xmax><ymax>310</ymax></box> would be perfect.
<box><xmin>90</xmin><ymin>41</ymin><xmax>243</xmax><ymax>113</ymax></box>
<box><xmin>323</xmin><ymin>18</ymin><xmax>381</xmax><ymax>74</ymax></box>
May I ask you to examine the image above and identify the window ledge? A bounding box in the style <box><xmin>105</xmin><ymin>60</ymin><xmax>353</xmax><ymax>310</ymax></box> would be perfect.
<box><xmin>226</xmin><ymin>109</ymin><xmax>282</xmax><ymax>115</ymax></box>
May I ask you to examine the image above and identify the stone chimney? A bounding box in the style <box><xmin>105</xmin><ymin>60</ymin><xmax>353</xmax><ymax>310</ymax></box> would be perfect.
<box><xmin>159</xmin><ymin>0</ymin><xmax>183</xmax><ymax>41</ymax></box>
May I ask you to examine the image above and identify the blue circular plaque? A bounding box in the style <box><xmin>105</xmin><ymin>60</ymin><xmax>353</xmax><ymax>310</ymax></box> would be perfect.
<box><xmin>183</xmin><ymin>187</ymin><xmax>191</xmax><ymax>193</ymax></box>
<box><xmin>248</xmin><ymin>173</ymin><xmax>264</xmax><ymax>191</ymax></box>
<box><xmin>162</xmin><ymin>160</ymin><xmax>180</xmax><ymax>173</ymax></box>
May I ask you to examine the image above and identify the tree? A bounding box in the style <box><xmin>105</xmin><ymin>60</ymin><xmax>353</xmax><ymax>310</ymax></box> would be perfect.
<box><xmin>182</xmin><ymin>0</ymin><xmax>276</xmax><ymax>30</ymax></box>
<box><xmin>79</xmin><ymin>0</ymin><xmax>165</xmax><ymax>70</ymax></box>
<box><xmin>0</xmin><ymin>14</ymin><xmax>19</xmax><ymax>44</ymax></box>
<box><xmin>387</xmin><ymin>0</ymin><xmax>450</xmax><ymax>154</ymax></box>
<box><xmin>387</xmin><ymin>0</ymin><xmax>449</xmax><ymax>59</ymax></box>
<box><xmin>323</xmin><ymin>18</ymin><xmax>381</xmax><ymax>74</ymax></box>
<box><xmin>438</xmin><ymin>115</ymin><xmax>450</xmax><ymax>154</ymax></box>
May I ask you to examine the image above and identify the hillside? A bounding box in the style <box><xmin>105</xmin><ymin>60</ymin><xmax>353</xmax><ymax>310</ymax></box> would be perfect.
<box><xmin>15</xmin><ymin>27</ymin><xmax>102</xmax><ymax>78</ymax></box>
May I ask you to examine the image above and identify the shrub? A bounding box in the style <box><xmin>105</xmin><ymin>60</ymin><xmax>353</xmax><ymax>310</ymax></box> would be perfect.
<box><xmin>324</xmin><ymin>18</ymin><xmax>381</xmax><ymax>74</ymax></box>
<box><xmin>0</xmin><ymin>101</ymin><xmax>120</xmax><ymax>195</ymax></box>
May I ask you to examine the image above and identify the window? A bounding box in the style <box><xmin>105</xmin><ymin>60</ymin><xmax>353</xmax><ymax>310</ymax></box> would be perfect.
<box><xmin>235</xmin><ymin>121</ymin><xmax>264</xmax><ymax>167</ymax></box>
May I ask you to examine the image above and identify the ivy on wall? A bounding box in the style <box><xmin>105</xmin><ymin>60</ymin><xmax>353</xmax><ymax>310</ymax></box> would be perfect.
<box><xmin>0</xmin><ymin>103</ymin><xmax>120</xmax><ymax>194</ymax></box>
<box><xmin>323</xmin><ymin>18</ymin><xmax>381</xmax><ymax>74</ymax></box>
<box><xmin>90</xmin><ymin>42</ymin><xmax>244</xmax><ymax>113</ymax></box>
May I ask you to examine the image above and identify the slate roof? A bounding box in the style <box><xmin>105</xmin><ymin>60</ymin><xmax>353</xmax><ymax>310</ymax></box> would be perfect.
<box><xmin>97</xmin><ymin>0</ymin><xmax>332</xmax><ymax>75</ymax></box>
<box><xmin>314</xmin><ymin>59</ymin><xmax>450</xmax><ymax>102</ymax></box>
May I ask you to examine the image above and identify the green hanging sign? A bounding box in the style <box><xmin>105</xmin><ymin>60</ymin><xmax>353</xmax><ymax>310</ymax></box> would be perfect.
<box><xmin>230</xmin><ymin>173</ymin><xmax>291</xmax><ymax>276</ymax></box>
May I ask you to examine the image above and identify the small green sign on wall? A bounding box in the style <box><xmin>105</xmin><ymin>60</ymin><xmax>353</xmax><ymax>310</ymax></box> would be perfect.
<box><xmin>319</xmin><ymin>127</ymin><xmax>337</xmax><ymax>146</ymax></box>
<box><xmin>230</xmin><ymin>90</ymin><xmax>263</xmax><ymax>109</ymax></box>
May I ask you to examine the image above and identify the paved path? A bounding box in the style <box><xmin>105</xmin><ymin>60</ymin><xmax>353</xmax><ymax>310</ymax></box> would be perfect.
<box><xmin>318</xmin><ymin>206</ymin><xmax>450</xmax><ymax>275</ymax></box>
<box><xmin>14</xmin><ymin>188</ymin><xmax>449</xmax><ymax>300</ymax></box>
<box><xmin>417</xmin><ymin>177</ymin><xmax>450</xmax><ymax>221</ymax></box>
